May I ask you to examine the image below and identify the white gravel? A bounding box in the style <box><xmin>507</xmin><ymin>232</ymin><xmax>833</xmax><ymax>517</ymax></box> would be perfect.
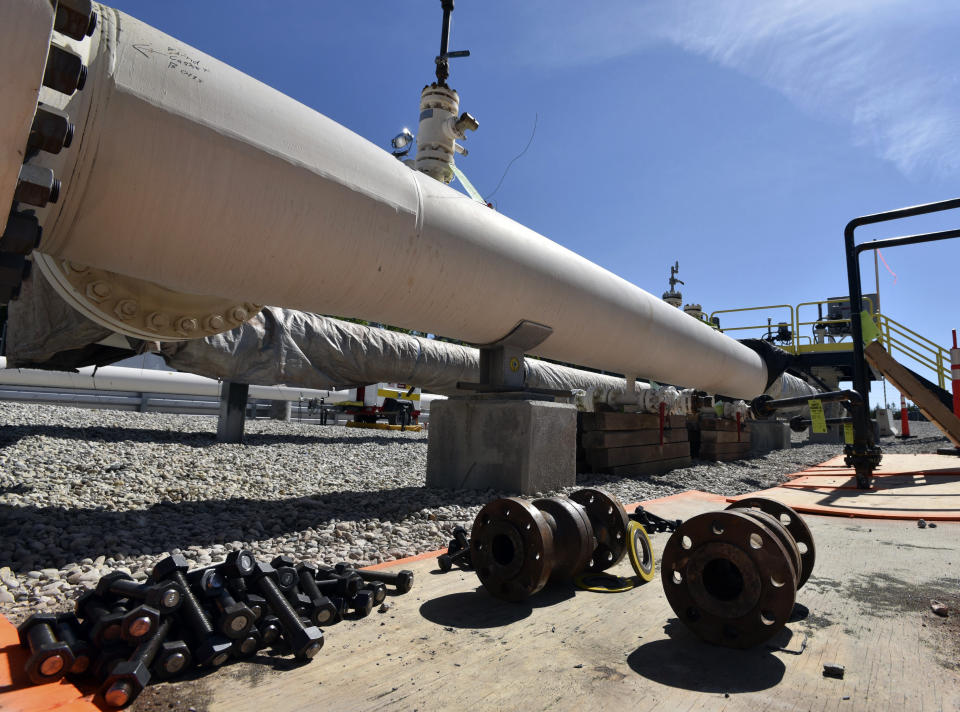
<box><xmin>0</xmin><ymin>402</ymin><xmax>949</xmax><ymax>623</ymax></box>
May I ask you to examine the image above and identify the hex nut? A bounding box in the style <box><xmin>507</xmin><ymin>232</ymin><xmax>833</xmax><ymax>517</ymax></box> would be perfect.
<box><xmin>222</xmin><ymin>550</ymin><xmax>257</xmax><ymax>578</ymax></box>
<box><xmin>152</xmin><ymin>554</ymin><xmax>189</xmax><ymax>582</ymax></box>
<box><xmin>121</xmin><ymin>605</ymin><xmax>159</xmax><ymax>643</ymax></box>
<box><xmin>152</xmin><ymin>640</ymin><xmax>191</xmax><ymax>679</ymax></box>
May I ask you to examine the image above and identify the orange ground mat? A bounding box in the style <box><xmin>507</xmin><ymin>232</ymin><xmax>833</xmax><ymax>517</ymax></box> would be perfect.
<box><xmin>730</xmin><ymin>452</ymin><xmax>960</xmax><ymax>521</ymax></box>
<box><xmin>0</xmin><ymin>615</ymin><xmax>100</xmax><ymax>711</ymax></box>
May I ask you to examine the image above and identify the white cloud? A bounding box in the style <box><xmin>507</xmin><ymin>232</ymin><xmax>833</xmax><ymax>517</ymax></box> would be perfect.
<box><xmin>521</xmin><ymin>0</ymin><xmax>960</xmax><ymax>179</ymax></box>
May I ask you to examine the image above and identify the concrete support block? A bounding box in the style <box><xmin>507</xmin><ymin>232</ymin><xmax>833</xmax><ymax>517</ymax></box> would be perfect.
<box><xmin>426</xmin><ymin>398</ymin><xmax>577</xmax><ymax>494</ymax></box>
<box><xmin>749</xmin><ymin>420</ymin><xmax>791</xmax><ymax>456</ymax></box>
<box><xmin>217</xmin><ymin>381</ymin><xmax>248</xmax><ymax>444</ymax></box>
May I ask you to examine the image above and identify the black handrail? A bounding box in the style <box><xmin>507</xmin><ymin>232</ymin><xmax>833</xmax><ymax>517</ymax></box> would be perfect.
<box><xmin>844</xmin><ymin>196</ymin><xmax>960</xmax><ymax>487</ymax></box>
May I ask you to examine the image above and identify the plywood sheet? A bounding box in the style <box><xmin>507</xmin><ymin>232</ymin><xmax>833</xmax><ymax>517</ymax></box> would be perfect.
<box><xmin>732</xmin><ymin>453</ymin><xmax>960</xmax><ymax>520</ymax></box>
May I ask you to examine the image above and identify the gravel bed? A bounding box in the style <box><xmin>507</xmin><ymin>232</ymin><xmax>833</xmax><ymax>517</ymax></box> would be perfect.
<box><xmin>0</xmin><ymin>402</ymin><xmax>949</xmax><ymax>624</ymax></box>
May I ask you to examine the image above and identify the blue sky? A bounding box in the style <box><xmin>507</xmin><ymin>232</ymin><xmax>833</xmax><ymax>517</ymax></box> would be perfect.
<box><xmin>108</xmin><ymin>1</ymin><xmax>959</xmax><ymax>404</ymax></box>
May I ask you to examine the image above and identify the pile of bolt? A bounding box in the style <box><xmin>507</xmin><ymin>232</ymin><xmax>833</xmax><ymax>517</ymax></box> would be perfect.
<box><xmin>469</xmin><ymin>488</ymin><xmax>630</xmax><ymax>601</ymax></box>
<box><xmin>661</xmin><ymin>497</ymin><xmax>816</xmax><ymax>649</ymax></box>
<box><xmin>15</xmin><ymin>550</ymin><xmax>414</xmax><ymax>708</ymax></box>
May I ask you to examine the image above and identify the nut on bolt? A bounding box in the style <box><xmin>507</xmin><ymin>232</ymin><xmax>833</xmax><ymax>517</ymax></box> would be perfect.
<box><xmin>248</xmin><ymin>561</ymin><xmax>324</xmax><ymax>660</ymax></box>
<box><xmin>15</xmin><ymin>164</ymin><xmax>60</xmax><ymax>207</ymax></box>
<box><xmin>152</xmin><ymin>640</ymin><xmax>192</xmax><ymax>680</ymax></box>
<box><xmin>151</xmin><ymin>554</ymin><xmax>232</xmax><ymax>667</ymax></box>
<box><xmin>96</xmin><ymin>571</ymin><xmax>183</xmax><ymax>614</ymax></box>
<box><xmin>17</xmin><ymin>614</ymin><xmax>75</xmax><ymax>685</ymax></box>
<box><xmin>43</xmin><ymin>44</ymin><xmax>88</xmax><ymax>95</ymax></box>
<box><xmin>121</xmin><ymin>604</ymin><xmax>160</xmax><ymax>643</ymax></box>
<box><xmin>28</xmin><ymin>104</ymin><xmax>75</xmax><ymax>155</ymax></box>
<box><xmin>54</xmin><ymin>614</ymin><xmax>93</xmax><ymax>676</ymax></box>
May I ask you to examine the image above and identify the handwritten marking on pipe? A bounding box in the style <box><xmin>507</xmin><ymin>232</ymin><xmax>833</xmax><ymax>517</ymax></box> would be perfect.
<box><xmin>808</xmin><ymin>399</ymin><xmax>827</xmax><ymax>434</ymax></box>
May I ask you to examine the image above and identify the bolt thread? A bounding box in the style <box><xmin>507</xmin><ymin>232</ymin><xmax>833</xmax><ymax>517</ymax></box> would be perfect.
<box><xmin>131</xmin><ymin>618</ymin><xmax>171</xmax><ymax>666</ymax></box>
<box><xmin>254</xmin><ymin>576</ymin><xmax>303</xmax><ymax>635</ymax></box>
<box><xmin>172</xmin><ymin>572</ymin><xmax>214</xmax><ymax>635</ymax></box>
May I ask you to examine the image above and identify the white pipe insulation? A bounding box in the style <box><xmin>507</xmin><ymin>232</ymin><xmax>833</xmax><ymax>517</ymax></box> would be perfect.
<box><xmin>10</xmin><ymin>3</ymin><xmax>769</xmax><ymax>399</ymax></box>
<box><xmin>0</xmin><ymin>357</ymin><xmax>340</xmax><ymax>403</ymax></box>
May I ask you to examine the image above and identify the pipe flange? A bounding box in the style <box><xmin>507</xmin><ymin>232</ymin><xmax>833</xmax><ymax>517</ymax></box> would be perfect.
<box><xmin>470</xmin><ymin>498</ymin><xmax>554</xmax><ymax>602</ymax></box>
<box><xmin>33</xmin><ymin>253</ymin><xmax>261</xmax><ymax>341</ymax></box>
<box><xmin>727</xmin><ymin>497</ymin><xmax>815</xmax><ymax>588</ymax></box>
<box><xmin>661</xmin><ymin>510</ymin><xmax>798</xmax><ymax>649</ymax></box>
<box><xmin>569</xmin><ymin>488</ymin><xmax>630</xmax><ymax>572</ymax></box>
<box><xmin>730</xmin><ymin>508</ymin><xmax>801</xmax><ymax>588</ymax></box>
<box><xmin>531</xmin><ymin>497</ymin><xmax>595</xmax><ymax>581</ymax></box>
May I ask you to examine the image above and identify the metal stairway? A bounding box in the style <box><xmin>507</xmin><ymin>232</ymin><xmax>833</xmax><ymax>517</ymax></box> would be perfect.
<box><xmin>865</xmin><ymin>341</ymin><xmax>960</xmax><ymax>448</ymax></box>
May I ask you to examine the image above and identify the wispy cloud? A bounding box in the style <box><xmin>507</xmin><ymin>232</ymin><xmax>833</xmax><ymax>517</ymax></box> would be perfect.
<box><xmin>520</xmin><ymin>0</ymin><xmax>960</xmax><ymax>179</ymax></box>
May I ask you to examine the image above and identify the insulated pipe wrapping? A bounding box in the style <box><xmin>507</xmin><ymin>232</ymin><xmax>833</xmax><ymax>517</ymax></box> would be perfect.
<box><xmin>24</xmin><ymin>4</ymin><xmax>768</xmax><ymax>398</ymax></box>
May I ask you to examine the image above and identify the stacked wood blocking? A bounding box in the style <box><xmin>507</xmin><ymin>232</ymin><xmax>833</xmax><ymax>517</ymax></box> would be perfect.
<box><xmin>578</xmin><ymin>411</ymin><xmax>691</xmax><ymax>476</ymax></box>
<box><xmin>692</xmin><ymin>413</ymin><xmax>751</xmax><ymax>461</ymax></box>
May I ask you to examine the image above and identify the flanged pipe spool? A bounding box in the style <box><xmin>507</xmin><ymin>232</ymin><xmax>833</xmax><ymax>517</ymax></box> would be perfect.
<box><xmin>470</xmin><ymin>488</ymin><xmax>629</xmax><ymax>602</ymax></box>
<box><xmin>660</xmin><ymin>497</ymin><xmax>814</xmax><ymax>648</ymax></box>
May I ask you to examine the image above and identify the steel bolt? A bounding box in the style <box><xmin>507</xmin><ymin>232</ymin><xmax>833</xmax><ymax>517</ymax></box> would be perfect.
<box><xmin>152</xmin><ymin>554</ymin><xmax>231</xmax><ymax>666</ymax></box>
<box><xmin>17</xmin><ymin>614</ymin><xmax>75</xmax><ymax>685</ymax></box>
<box><xmin>100</xmin><ymin>618</ymin><xmax>172</xmax><ymax>708</ymax></box>
<box><xmin>248</xmin><ymin>561</ymin><xmax>324</xmax><ymax>660</ymax></box>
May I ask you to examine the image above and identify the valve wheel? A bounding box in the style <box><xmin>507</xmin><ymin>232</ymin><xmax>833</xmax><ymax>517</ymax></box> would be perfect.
<box><xmin>661</xmin><ymin>510</ymin><xmax>798</xmax><ymax>649</ymax></box>
<box><xmin>727</xmin><ymin>497</ymin><xmax>815</xmax><ymax>588</ymax></box>
<box><xmin>470</xmin><ymin>498</ymin><xmax>554</xmax><ymax>602</ymax></box>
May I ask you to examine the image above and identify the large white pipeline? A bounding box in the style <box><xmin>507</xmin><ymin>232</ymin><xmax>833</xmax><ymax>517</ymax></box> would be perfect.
<box><xmin>5</xmin><ymin>3</ymin><xmax>770</xmax><ymax>399</ymax></box>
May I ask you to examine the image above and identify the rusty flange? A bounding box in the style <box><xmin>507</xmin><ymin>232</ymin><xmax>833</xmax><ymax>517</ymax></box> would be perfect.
<box><xmin>661</xmin><ymin>509</ymin><xmax>799</xmax><ymax>648</ymax></box>
<box><xmin>470</xmin><ymin>498</ymin><xmax>554</xmax><ymax>602</ymax></box>
<box><xmin>531</xmin><ymin>497</ymin><xmax>595</xmax><ymax>581</ymax></box>
<box><xmin>732</xmin><ymin>508</ymin><xmax>801</xmax><ymax>587</ymax></box>
<box><xmin>727</xmin><ymin>497</ymin><xmax>815</xmax><ymax>588</ymax></box>
<box><xmin>569</xmin><ymin>488</ymin><xmax>630</xmax><ymax>572</ymax></box>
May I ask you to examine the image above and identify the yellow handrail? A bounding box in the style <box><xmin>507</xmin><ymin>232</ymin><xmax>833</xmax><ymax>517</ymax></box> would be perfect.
<box><xmin>876</xmin><ymin>313</ymin><xmax>950</xmax><ymax>389</ymax></box>
<box><xmin>711</xmin><ymin>298</ymin><xmax>948</xmax><ymax>389</ymax></box>
<box><xmin>709</xmin><ymin>304</ymin><xmax>796</xmax><ymax>350</ymax></box>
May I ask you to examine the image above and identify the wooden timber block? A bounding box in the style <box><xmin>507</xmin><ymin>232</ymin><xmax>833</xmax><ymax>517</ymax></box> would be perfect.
<box><xmin>699</xmin><ymin>417</ymin><xmax>751</xmax><ymax>432</ymax></box>
<box><xmin>587</xmin><ymin>441</ymin><xmax>690</xmax><ymax>469</ymax></box>
<box><xmin>580</xmin><ymin>412</ymin><xmax>687</xmax><ymax>431</ymax></box>
<box><xmin>581</xmin><ymin>427</ymin><xmax>688</xmax><ymax>449</ymax></box>
<box><xmin>605</xmin><ymin>456</ymin><xmax>693</xmax><ymax>477</ymax></box>
<box><xmin>699</xmin><ymin>429</ymin><xmax>750</xmax><ymax>444</ymax></box>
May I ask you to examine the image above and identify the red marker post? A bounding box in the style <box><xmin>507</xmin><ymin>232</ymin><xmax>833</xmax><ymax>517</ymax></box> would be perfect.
<box><xmin>900</xmin><ymin>394</ymin><xmax>911</xmax><ymax>438</ymax></box>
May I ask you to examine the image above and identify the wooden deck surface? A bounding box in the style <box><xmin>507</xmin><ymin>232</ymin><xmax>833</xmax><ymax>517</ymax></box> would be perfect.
<box><xmin>735</xmin><ymin>453</ymin><xmax>960</xmax><ymax>520</ymax></box>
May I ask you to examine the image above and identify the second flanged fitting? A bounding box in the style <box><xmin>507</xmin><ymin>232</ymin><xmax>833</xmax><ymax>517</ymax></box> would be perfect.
<box><xmin>660</xmin><ymin>496</ymin><xmax>816</xmax><ymax>649</ymax></box>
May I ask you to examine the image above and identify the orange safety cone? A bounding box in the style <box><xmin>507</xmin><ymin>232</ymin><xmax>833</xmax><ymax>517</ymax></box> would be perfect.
<box><xmin>900</xmin><ymin>394</ymin><xmax>911</xmax><ymax>438</ymax></box>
